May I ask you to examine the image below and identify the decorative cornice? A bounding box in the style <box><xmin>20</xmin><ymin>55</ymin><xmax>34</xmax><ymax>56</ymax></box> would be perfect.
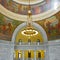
<box><xmin>13</xmin><ymin>0</ymin><xmax>44</xmax><ymax>5</ymax></box>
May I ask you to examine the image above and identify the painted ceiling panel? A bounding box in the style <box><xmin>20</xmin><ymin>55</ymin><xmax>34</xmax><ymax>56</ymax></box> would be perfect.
<box><xmin>0</xmin><ymin>0</ymin><xmax>60</xmax><ymax>15</ymax></box>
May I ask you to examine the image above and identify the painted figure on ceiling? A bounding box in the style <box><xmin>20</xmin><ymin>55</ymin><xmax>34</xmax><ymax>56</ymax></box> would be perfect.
<box><xmin>44</xmin><ymin>16</ymin><xmax>60</xmax><ymax>40</ymax></box>
<box><xmin>2</xmin><ymin>24</ymin><xmax>7</xmax><ymax>34</ymax></box>
<box><xmin>56</xmin><ymin>21</ymin><xmax>60</xmax><ymax>34</ymax></box>
<box><xmin>7</xmin><ymin>23</ymin><xmax>13</xmax><ymax>34</ymax></box>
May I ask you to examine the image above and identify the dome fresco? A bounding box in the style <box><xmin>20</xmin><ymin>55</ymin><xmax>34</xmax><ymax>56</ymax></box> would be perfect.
<box><xmin>0</xmin><ymin>0</ymin><xmax>60</xmax><ymax>41</ymax></box>
<box><xmin>0</xmin><ymin>12</ymin><xmax>60</xmax><ymax>41</ymax></box>
<box><xmin>0</xmin><ymin>0</ymin><xmax>60</xmax><ymax>15</ymax></box>
<box><xmin>0</xmin><ymin>13</ymin><xmax>23</xmax><ymax>41</ymax></box>
<box><xmin>36</xmin><ymin>12</ymin><xmax>60</xmax><ymax>40</ymax></box>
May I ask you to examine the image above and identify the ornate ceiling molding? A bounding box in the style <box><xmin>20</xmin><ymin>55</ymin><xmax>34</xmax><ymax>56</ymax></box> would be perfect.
<box><xmin>0</xmin><ymin>4</ymin><xmax>60</xmax><ymax>21</ymax></box>
<box><xmin>13</xmin><ymin>0</ymin><xmax>44</xmax><ymax>5</ymax></box>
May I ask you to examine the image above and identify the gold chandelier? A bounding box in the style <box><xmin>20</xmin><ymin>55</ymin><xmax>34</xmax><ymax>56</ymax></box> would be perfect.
<box><xmin>21</xmin><ymin>0</ymin><xmax>38</xmax><ymax>37</ymax></box>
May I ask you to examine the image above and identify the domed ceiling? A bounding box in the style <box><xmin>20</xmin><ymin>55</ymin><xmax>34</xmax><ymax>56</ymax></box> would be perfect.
<box><xmin>0</xmin><ymin>0</ymin><xmax>60</xmax><ymax>41</ymax></box>
<box><xmin>0</xmin><ymin>0</ymin><xmax>60</xmax><ymax>21</ymax></box>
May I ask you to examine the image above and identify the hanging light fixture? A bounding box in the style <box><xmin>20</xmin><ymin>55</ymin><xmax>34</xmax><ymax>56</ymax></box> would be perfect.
<box><xmin>21</xmin><ymin>0</ymin><xmax>38</xmax><ymax>37</ymax></box>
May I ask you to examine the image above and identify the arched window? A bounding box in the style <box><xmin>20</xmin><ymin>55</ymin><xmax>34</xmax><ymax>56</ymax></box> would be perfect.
<box><xmin>18</xmin><ymin>39</ymin><xmax>22</xmax><ymax>45</ymax></box>
<box><xmin>37</xmin><ymin>39</ymin><xmax>40</xmax><ymax>45</ymax></box>
<box><xmin>28</xmin><ymin>39</ymin><xmax>31</xmax><ymax>45</ymax></box>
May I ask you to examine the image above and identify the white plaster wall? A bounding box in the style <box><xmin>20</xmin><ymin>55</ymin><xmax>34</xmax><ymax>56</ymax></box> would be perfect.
<box><xmin>48</xmin><ymin>40</ymin><xmax>60</xmax><ymax>60</ymax></box>
<box><xmin>0</xmin><ymin>42</ymin><xmax>14</xmax><ymax>60</ymax></box>
<box><xmin>49</xmin><ymin>46</ymin><xmax>60</xmax><ymax>60</ymax></box>
<box><xmin>0</xmin><ymin>47</ymin><xmax>14</xmax><ymax>60</ymax></box>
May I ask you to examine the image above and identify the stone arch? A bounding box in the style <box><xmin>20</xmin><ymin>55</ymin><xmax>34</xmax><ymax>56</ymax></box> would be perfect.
<box><xmin>12</xmin><ymin>22</ymin><xmax>48</xmax><ymax>43</ymax></box>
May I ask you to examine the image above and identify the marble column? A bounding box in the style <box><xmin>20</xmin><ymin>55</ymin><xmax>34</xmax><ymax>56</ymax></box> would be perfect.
<box><xmin>45</xmin><ymin>45</ymin><xmax>49</xmax><ymax>60</ymax></box>
<box><xmin>22</xmin><ymin>50</ymin><xmax>24</xmax><ymax>60</ymax></box>
<box><xmin>34</xmin><ymin>50</ymin><xmax>36</xmax><ymax>60</ymax></box>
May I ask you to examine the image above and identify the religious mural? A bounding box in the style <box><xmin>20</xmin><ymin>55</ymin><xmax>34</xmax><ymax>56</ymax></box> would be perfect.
<box><xmin>45</xmin><ymin>17</ymin><xmax>60</xmax><ymax>40</ymax></box>
<box><xmin>36</xmin><ymin>12</ymin><xmax>60</xmax><ymax>40</ymax></box>
<box><xmin>0</xmin><ymin>12</ymin><xmax>60</xmax><ymax>41</ymax></box>
<box><xmin>0</xmin><ymin>13</ymin><xmax>23</xmax><ymax>41</ymax></box>
<box><xmin>0</xmin><ymin>0</ymin><xmax>59</xmax><ymax>15</ymax></box>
